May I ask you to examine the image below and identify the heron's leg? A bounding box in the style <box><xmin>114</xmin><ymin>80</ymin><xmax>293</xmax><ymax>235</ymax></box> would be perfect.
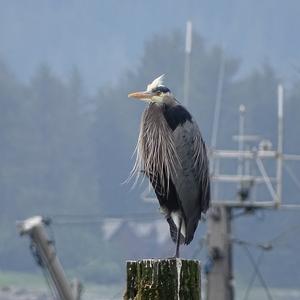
<box><xmin>174</xmin><ymin>217</ymin><xmax>182</xmax><ymax>258</ymax></box>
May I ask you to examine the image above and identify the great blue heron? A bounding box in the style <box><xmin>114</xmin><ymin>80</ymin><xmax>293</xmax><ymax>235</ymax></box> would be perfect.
<box><xmin>128</xmin><ymin>75</ymin><xmax>210</xmax><ymax>257</ymax></box>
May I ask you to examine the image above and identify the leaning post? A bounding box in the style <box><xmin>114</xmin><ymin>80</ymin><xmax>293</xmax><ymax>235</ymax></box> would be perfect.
<box><xmin>124</xmin><ymin>258</ymin><xmax>201</xmax><ymax>300</ymax></box>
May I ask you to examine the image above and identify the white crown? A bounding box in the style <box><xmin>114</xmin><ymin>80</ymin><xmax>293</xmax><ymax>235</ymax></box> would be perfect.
<box><xmin>146</xmin><ymin>74</ymin><xmax>165</xmax><ymax>92</ymax></box>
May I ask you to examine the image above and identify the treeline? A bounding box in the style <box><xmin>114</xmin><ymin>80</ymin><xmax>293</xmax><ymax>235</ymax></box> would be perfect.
<box><xmin>0</xmin><ymin>31</ymin><xmax>300</xmax><ymax>283</ymax></box>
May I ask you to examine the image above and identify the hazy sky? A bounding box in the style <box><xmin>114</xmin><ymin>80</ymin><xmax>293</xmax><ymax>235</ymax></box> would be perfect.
<box><xmin>0</xmin><ymin>0</ymin><xmax>299</xmax><ymax>91</ymax></box>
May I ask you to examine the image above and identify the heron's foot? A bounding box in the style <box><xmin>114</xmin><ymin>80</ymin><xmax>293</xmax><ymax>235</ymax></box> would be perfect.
<box><xmin>174</xmin><ymin>249</ymin><xmax>180</xmax><ymax>258</ymax></box>
<box><xmin>166</xmin><ymin>255</ymin><xmax>180</xmax><ymax>260</ymax></box>
<box><xmin>166</xmin><ymin>249</ymin><xmax>180</xmax><ymax>259</ymax></box>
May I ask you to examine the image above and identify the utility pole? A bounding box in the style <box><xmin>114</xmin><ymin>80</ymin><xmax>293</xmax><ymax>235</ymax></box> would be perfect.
<box><xmin>206</xmin><ymin>84</ymin><xmax>300</xmax><ymax>300</ymax></box>
<box><xmin>206</xmin><ymin>204</ymin><xmax>233</xmax><ymax>300</ymax></box>
<box><xmin>17</xmin><ymin>216</ymin><xmax>80</xmax><ymax>300</ymax></box>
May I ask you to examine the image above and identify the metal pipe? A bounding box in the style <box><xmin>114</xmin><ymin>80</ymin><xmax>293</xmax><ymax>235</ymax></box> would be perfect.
<box><xmin>276</xmin><ymin>84</ymin><xmax>284</xmax><ymax>207</ymax></box>
<box><xmin>211</xmin><ymin>150</ymin><xmax>277</xmax><ymax>159</ymax></box>
<box><xmin>211</xmin><ymin>175</ymin><xmax>276</xmax><ymax>183</ymax></box>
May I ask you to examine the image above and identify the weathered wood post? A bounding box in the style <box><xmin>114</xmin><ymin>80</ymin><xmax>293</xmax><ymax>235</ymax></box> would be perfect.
<box><xmin>124</xmin><ymin>258</ymin><xmax>201</xmax><ymax>300</ymax></box>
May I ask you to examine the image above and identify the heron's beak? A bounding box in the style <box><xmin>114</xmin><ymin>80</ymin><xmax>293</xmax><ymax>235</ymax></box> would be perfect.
<box><xmin>128</xmin><ymin>91</ymin><xmax>153</xmax><ymax>101</ymax></box>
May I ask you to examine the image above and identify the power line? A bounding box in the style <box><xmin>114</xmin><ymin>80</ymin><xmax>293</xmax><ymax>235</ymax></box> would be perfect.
<box><xmin>50</xmin><ymin>212</ymin><xmax>160</xmax><ymax>219</ymax></box>
<box><xmin>48</xmin><ymin>212</ymin><xmax>161</xmax><ymax>226</ymax></box>
<box><xmin>233</xmin><ymin>238</ymin><xmax>272</xmax><ymax>252</ymax></box>
<box><xmin>268</xmin><ymin>223</ymin><xmax>300</xmax><ymax>247</ymax></box>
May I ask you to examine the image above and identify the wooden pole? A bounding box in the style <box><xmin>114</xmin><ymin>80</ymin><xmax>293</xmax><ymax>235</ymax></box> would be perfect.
<box><xmin>17</xmin><ymin>216</ymin><xmax>76</xmax><ymax>300</ymax></box>
<box><xmin>124</xmin><ymin>258</ymin><xmax>201</xmax><ymax>300</ymax></box>
<box><xmin>206</xmin><ymin>204</ymin><xmax>233</xmax><ymax>300</ymax></box>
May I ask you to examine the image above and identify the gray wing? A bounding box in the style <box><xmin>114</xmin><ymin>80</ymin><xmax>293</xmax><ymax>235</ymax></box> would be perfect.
<box><xmin>171</xmin><ymin>119</ymin><xmax>210</xmax><ymax>244</ymax></box>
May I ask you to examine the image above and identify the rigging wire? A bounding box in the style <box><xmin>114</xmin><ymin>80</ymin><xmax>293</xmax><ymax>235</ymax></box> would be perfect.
<box><xmin>30</xmin><ymin>240</ymin><xmax>58</xmax><ymax>299</ymax></box>
<box><xmin>47</xmin><ymin>219</ymin><xmax>57</xmax><ymax>252</ymax></box>
<box><xmin>233</xmin><ymin>222</ymin><xmax>300</xmax><ymax>299</ymax></box>
<box><xmin>41</xmin><ymin>265</ymin><xmax>59</xmax><ymax>300</ymax></box>
<box><xmin>242</xmin><ymin>250</ymin><xmax>265</xmax><ymax>300</ymax></box>
<box><xmin>239</xmin><ymin>244</ymin><xmax>273</xmax><ymax>300</ymax></box>
<box><xmin>233</xmin><ymin>238</ymin><xmax>272</xmax><ymax>251</ymax></box>
<box><xmin>268</xmin><ymin>223</ymin><xmax>300</xmax><ymax>247</ymax></box>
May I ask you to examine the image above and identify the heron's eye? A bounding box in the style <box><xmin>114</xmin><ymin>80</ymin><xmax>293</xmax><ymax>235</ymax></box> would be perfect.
<box><xmin>156</xmin><ymin>91</ymin><xmax>162</xmax><ymax>96</ymax></box>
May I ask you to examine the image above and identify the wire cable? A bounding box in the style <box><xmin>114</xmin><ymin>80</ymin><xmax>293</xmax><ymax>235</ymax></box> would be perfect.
<box><xmin>268</xmin><ymin>223</ymin><xmax>300</xmax><ymax>247</ymax></box>
<box><xmin>49</xmin><ymin>212</ymin><xmax>162</xmax><ymax>227</ymax></box>
<box><xmin>233</xmin><ymin>238</ymin><xmax>272</xmax><ymax>251</ymax></box>
<box><xmin>30</xmin><ymin>240</ymin><xmax>58</xmax><ymax>299</ymax></box>
<box><xmin>233</xmin><ymin>223</ymin><xmax>300</xmax><ymax>299</ymax></box>
<box><xmin>242</xmin><ymin>250</ymin><xmax>265</xmax><ymax>300</ymax></box>
<box><xmin>240</xmin><ymin>244</ymin><xmax>273</xmax><ymax>300</ymax></box>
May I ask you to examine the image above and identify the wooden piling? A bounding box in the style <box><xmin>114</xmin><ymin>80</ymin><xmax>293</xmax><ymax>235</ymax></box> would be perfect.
<box><xmin>124</xmin><ymin>258</ymin><xmax>201</xmax><ymax>300</ymax></box>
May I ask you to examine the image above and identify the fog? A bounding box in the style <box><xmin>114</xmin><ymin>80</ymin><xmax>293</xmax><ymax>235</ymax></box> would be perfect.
<box><xmin>0</xmin><ymin>1</ymin><xmax>300</xmax><ymax>299</ymax></box>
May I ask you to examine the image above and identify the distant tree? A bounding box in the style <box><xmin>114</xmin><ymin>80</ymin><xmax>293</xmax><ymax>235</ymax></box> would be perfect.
<box><xmin>0</xmin><ymin>29</ymin><xmax>299</xmax><ymax>286</ymax></box>
<box><xmin>0</xmin><ymin>63</ymin><xmax>102</xmax><ymax>271</ymax></box>
<box><xmin>223</xmin><ymin>62</ymin><xmax>279</xmax><ymax>147</ymax></box>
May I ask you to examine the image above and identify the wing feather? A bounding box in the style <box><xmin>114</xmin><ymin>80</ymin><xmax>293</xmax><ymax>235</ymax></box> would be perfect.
<box><xmin>171</xmin><ymin>118</ymin><xmax>210</xmax><ymax>243</ymax></box>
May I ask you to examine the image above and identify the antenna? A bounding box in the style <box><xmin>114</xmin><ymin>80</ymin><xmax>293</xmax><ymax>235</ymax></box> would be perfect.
<box><xmin>237</xmin><ymin>105</ymin><xmax>246</xmax><ymax>179</ymax></box>
<box><xmin>210</xmin><ymin>50</ymin><xmax>225</xmax><ymax>151</ymax></box>
<box><xmin>276</xmin><ymin>84</ymin><xmax>284</xmax><ymax>206</ymax></box>
<box><xmin>210</xmin><ymin>48</ymin><xmax>226</xmax><ymax>196</ymax></box>
<box><xmin>183</xmin><ymin>20</ymin><xmax>192</xmax><ymax>107</ymax></box>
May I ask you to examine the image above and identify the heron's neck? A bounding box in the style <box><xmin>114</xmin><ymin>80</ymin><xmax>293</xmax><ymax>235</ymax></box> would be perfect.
<box><xmin>162</xmin><ymin>95</ymin><xmax>177</xmax><ymax>106</ymax></box>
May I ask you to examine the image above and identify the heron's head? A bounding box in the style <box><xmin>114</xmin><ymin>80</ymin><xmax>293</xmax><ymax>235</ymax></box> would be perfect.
<box><xmin>128</xmin><ymin>74</ymin><xmax>171</xmax><ymax>103</ymax></box>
